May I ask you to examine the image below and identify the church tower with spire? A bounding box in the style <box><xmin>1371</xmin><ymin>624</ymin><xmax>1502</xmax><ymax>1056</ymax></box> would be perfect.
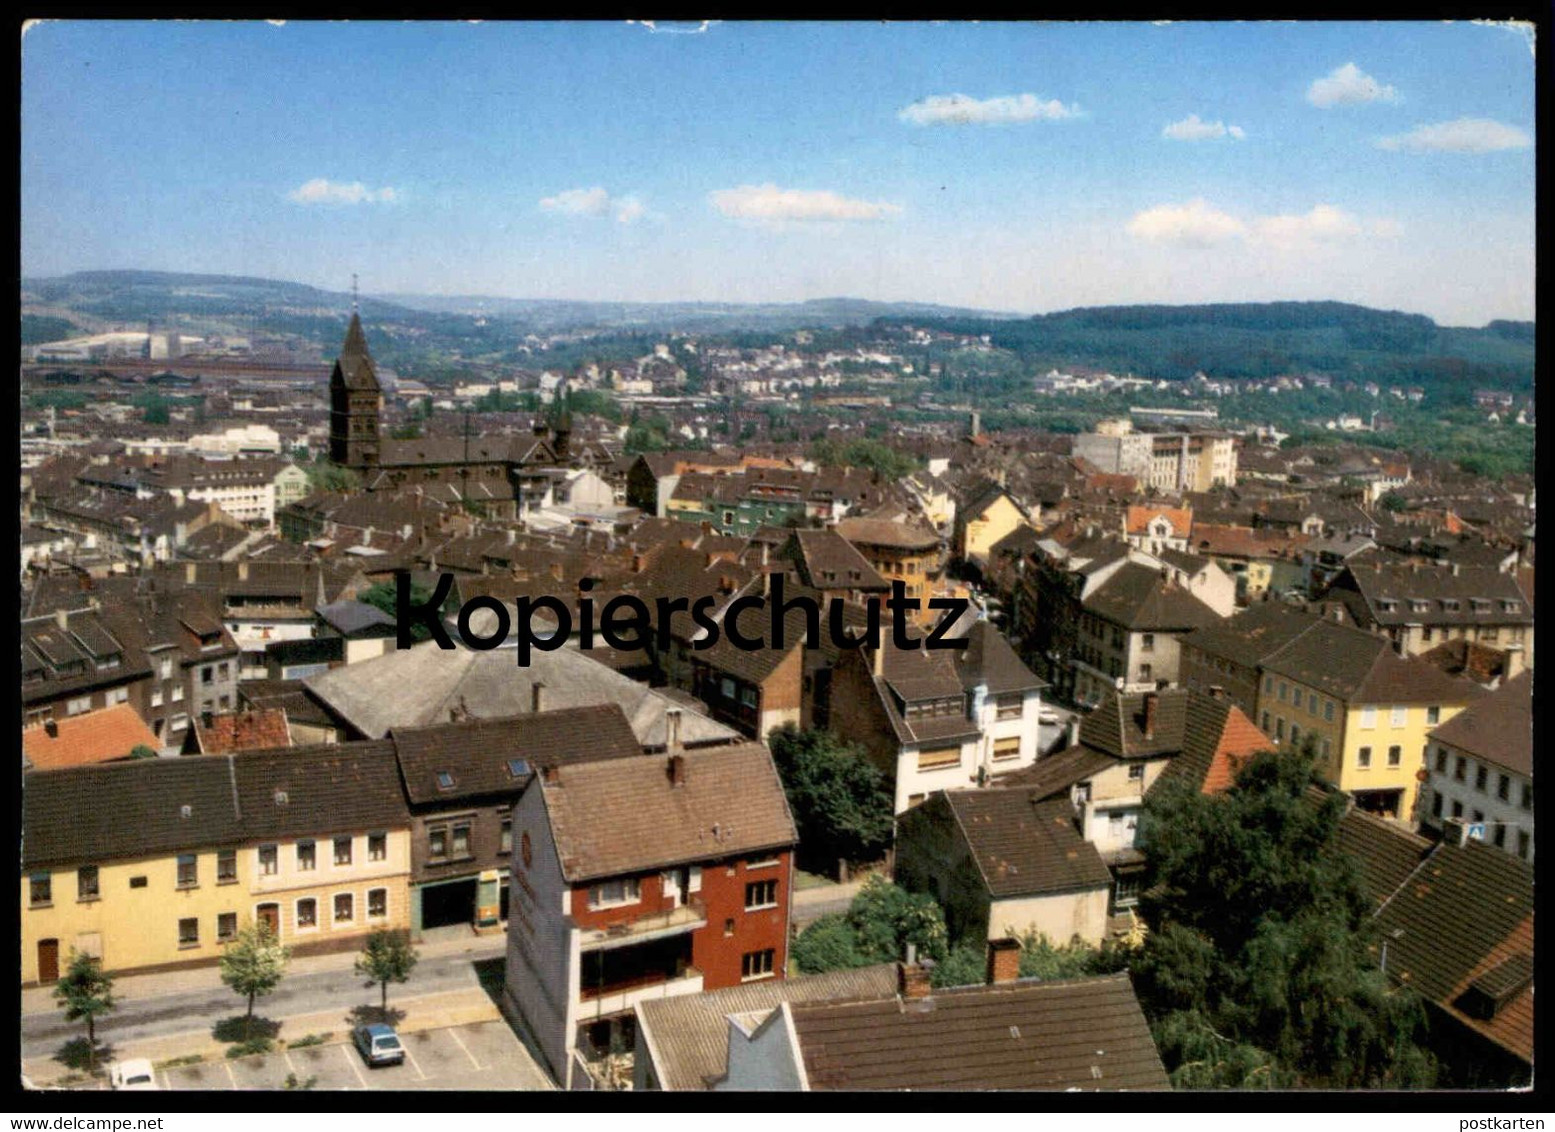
<box><xmin>328</xmin><ymin>310</ymin><xmax>383</xmax><ymax>470</ymax></box>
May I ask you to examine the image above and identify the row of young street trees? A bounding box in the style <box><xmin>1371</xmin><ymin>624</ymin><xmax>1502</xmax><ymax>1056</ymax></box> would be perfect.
<box><xmin>53</xmin><ymin>927</ymin><xmax>420</xmax><ymax>1070</ymax></box>
<box><xmin>777</xmin><ymin>723</ymin><xmax>1440</xmax><ymax>1089</ymax></box>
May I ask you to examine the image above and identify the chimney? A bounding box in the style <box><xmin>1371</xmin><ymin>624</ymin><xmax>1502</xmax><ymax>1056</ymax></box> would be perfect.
<box><xmin>665</xmin><ymin>707</ymin><xmax>683</xmax><ymax>753</ymax></box>
<box><xmin>898</xmin><ymin>960</ymin><xmax>933</xmax><ymax>1001</ymax></box>
<box><xmin>531</xmin><ymin>681</ymin><xmax>545</xmax><ymax>714</ymax></box>
<box><xmin>185</xmin><ymin>562</ymin><xmax>197</xmax><ymax>584</ymax></box>
<box><xmin>986</xmin><ymin>937</ymin><xmax>1021</xmax><ymax>985</ymax></box>
<box><xmin>44</xmin><ymin>719</ymin><xmax>59</xmax><ymax>738</ymax></box>
<box><xmin>542</xmin><ymin>764</ymin><xmax>560</xmax><ymax>785</ymax></box>
<box><xmin>54</xmin><ymin>607</ymin><xmax>68</xmax><ymax>631</ymax></box>
<box><xmin>1451</xmin><ymin>562</ymin><xmax>1461</xmax><ymax>577</ymax></box>
<box><xmin>667</xmin><ymin>752</ymin><xmax>686</xmax><ymax>788</ymax></box>
<box><xmin>1141</xmin><ymin>691</ymin><xmax>1158</xmax><ymax>738</ymax></box>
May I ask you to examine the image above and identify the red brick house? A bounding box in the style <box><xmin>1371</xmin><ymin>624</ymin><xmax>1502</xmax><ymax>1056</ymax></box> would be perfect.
<box><xmin>503</xmin><ymin>737</ymin><xmax>798</xmax><ymax>1088</ymax></box>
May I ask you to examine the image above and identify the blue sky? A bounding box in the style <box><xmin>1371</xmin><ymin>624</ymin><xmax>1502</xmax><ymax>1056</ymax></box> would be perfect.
<box><xmin>21</xmin><ymin>20</ymin><xmax>1535</xmax><ymax>325</ymax></box>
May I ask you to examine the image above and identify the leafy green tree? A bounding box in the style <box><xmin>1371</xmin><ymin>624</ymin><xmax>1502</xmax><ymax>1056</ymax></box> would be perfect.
<box><xmin>219</xmin><ymin>922</ymin><xmax>291</xmax><ymax>1040</ymax></box>
<box><xmin>354</xmin><ymin>928</ymin><xmax>419</xmax><ymax>1011</ymax></box>
<box><xmin>928</xmin><ymin>940</ymin><xmax>986</xmax><ymax>988</ymax></box>
<box><xmin>791</xmin><ymin>913</ymin><xmax>869</xmax><ymax>975</ymax></box>
<box><xmin>1133</xmin><ymin>747</ymin><xmax>1437</xmax><ymax>1088</ymax></box>
<box><xmin>359</xmin><ymin>581</ymin><xmax>438</xmax><ymax>642</ymax></box>
<box><xmin>305</xmin><ymin>460</ymin><xmax>360</xmax><ymax>495</ymax></box>
<box><xmin>791</xmin><ymin>879</ymin><xmax>948</xmax><ymax>975</ymax></box>
<box><xmin>127</xmin><ymin>744</ymin><xmax>158</xmax><ymax>760</ymax></box>
<box><xmin>767</xmin><ymin>726</ymin><xmax>894</xmax><ymax>873</ymax></box>
<box><xmin>54</xmin><ymin>951</ymin><xmax>115</xmax><ymax>1071</ymax></box>
<box><xmin>846</xmin><ymin>876</ymin><xmax>949</xmax><ymax>964</ymax></box>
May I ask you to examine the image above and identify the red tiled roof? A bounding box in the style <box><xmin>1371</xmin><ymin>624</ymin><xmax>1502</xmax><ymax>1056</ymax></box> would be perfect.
<box><xmin>190</xmin><ymin>708</ymin><xmax>292</xmax><ymax>754</ymax></box>
<box><xmin>22</xmin><ymin>704</ymin><xmax>161</xmax><ymax>769</ymax></box>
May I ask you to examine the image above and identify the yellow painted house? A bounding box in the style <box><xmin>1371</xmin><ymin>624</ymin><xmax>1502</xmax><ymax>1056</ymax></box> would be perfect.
<box><xmin>1252</xmin><ymin>618</ymin><xmax>1485</xmax><ymax>822</ymax></box>
<box><xmin>22</xmin><ymin>743</ymin><xmax>412</xmax><ymax>985</ymax></box>
<box><xmin>954</xmin><ymin>482</ymin><xmax>1031</xmax><ymax>568</ymax></box>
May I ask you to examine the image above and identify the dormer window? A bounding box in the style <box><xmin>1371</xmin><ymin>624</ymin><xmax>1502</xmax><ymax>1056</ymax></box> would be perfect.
<box><xmin>1503</xmin><ymin>600</ymin><xmax>1522</xmax><ymax>614</ymax></box>
<box><xmin>1410</xmin><ymin>600</ymin><xmax>1429</xmax><ymax>614</ymax></box>
<box><xmin>1442</xmin><ymin>599</ymin><xmax>1460</xmax><ymax>612</ymax></box>
<box><xmin>1471</xmin><ymin>599</ymin><xmax>1491</xmax><ymax>613</ymax></box>
<box><xmin>1379</xmin><ymin>600</ymin><xmax>1398</xmax><ymax>613</ymax></box>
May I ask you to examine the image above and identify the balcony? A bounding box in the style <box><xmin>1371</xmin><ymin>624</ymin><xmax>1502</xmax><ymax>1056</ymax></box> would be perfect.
<box><xmin>578</xmin><ymin>897</ymin><xmax>706</xmax><ymax>952</ymax></box>
<box><xmin>577</xmin><ymin>966</ymin><xmax>704</xmax><ymax>1019</ymax></box>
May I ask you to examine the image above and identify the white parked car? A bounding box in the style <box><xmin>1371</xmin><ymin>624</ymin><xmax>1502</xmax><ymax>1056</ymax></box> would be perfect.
<box><xmin>109</xmin><ymin>1059</ymin><xmax>159</xmax><ymax>1090</ymax></box>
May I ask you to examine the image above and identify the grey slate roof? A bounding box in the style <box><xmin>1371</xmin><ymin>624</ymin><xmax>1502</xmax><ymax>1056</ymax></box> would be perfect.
<box><xmin>303</xmin><ymin>638</ymin><xmax>738</xmax><ymax>748</ymax></box>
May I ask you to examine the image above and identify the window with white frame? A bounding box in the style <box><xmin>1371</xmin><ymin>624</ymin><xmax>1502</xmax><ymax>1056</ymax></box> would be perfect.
<box><xmin>1390</xmin><ymin>705</ymin><xmax>1407</xmax><ymax>728</ymax></box>
<box><xmin>1357</xmin><ymin>746</ymin><xmax>1372</xmax><ymax>769</ymax></box>
<box><xmin>368</xmin><ymin>888</ymin><xmax>388</xmax><ymax>918</ymax></box>
<box><xmin>741</xmin><ymin>949</ymin><xmax>776</xmax><ymax>981</ymax></box>
<box><xmin>296</xmin><ymin>898</ymin><xmax>318</xmax><ymax>929</ymax></box>
<box><xmin>587</xmin><ymin>878</ymin><xmax>641</xmax><ymax>910</ymax></box>
<box><xmin>333</xmin><ymin>893</ymin><xmax>353</xmax><ymax>924</ymax></box>
<box><xmin>745</xmin><ymin>880</ymin><xmax>778</xmax><ymax>910</ymax></box>
<box><xmin>1360</xmin><ymin>706</ymin><xmax>1377</xmax><ymax>729</ymax></box>
<box><xmin>66</xmin><ymin>696</ymin><xmax>92</xmax><ymax>716</ymax></box>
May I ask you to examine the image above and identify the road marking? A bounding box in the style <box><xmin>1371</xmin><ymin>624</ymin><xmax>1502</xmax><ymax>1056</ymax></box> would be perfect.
<box><xmin>224</xmin><ymin>1059</ymin><xmax>239</xmax><ymax>1089</ymax></box>
<box><xmin>401</xmin><ymin>1037</ymin><xmax>429</xmax><ymax>1081</ymax></box>
<box><xmin>448</xmin><ymin>1026</ymin><xmax>482</xmax><ymax>1071</ymax></box>
<box><xmin>340</xmin><ymin>1042</ymin><xmax>369</xmax><ymax>1088</ymax></box>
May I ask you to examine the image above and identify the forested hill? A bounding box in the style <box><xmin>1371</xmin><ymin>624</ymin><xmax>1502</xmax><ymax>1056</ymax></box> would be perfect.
<box><xmin>880</xmin><ymin>302</ymin><xmax>1534</xmax><ymax>391</ymax></box>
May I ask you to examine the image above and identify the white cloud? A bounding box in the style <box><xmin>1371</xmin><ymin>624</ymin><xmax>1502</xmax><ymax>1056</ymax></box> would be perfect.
<box><xmin>709</xmin><ymin>184</ymin><xmax>902</xmax><ymax>223</ymax></box>
<box><xmin>288</xmin><ymin>178</ymin><xmax>398</xmax><ymax>205</ymax></box>
<box><xmin>1252</xmin><ymin>204</ymin><xmax>1363</xmax><ymax>250</ymax></box>
<box><xmin>898</xmin><ymin>92</ymin><xmax>1080</xmax><ymax>126</ymax></box>
<box><xmin>1162</xmin><ymin>114</ymin><xmax>1246</xmax><ymax>141</ymax></box>
<box><xmin>1125</xmin><ymin>199</ymin><xmax>1247</xmax><ymax>248</ymax></box>
<box><xmin>1127</xmin><ymin>200</ymin><xmax>1387</xmax><ymax>252</ymax></box>
<box><xmin>1376</xmin><ymin>117</ymin><xmax>1532</xmax><ymax>154</ymax></box>
<box><xmin>539</xmin><ymin>187</ymin><xmax>647</xmax><ymax>223</ymax></box>
<box><xmin>1306</xmin><ymin>63</ymin><xmax>1399</xmax><ymax>108</ymax></box>
<box><xmin>539</xmin><ymin>187</ymin><xmax>612</xmax><ymax>216</ymax></box>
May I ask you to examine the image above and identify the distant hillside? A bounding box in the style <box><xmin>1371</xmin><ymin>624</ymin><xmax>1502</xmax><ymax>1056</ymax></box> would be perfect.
<box><xmin>881</xmin><ymin>302</ymin><xmax>1534</xmax><ymax>391</ymax></box>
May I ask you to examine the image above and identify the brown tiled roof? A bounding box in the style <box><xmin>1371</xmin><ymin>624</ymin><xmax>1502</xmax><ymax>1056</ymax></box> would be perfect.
<box><xmin>538</xmin><ymin>741</ymin><xmax>797</xmax><ymax>882</ymax></box>
<box><xmin>789</xmin><ymin>972</ymin><xmax>1170</xmax><ymax>1091</ymax></box>
<box><xmin>1080</xmin><ymin>689</ymin><xmax>1190</xmax><ymax>760</ymax></box>
<box><xmin>1323</xmin><ymin>791</ymin><xmax>1434</xmax><ymax>909</ymax></box>
<box><xmin>22</xmin><ymin>704</ymin><xmax>161</xmax><ymax>770</ymax></box>
<box><xmin>1372</xmin><ymin>839</ymin><xmax>1533</xmax><ymax>1062</ymax></box>
<box><xmin>1179</xmin><ymin>601</ymin><xmax>1327</xmax><ymax>666</ymax></box>
<box><xmin>954</xmin><ymin>620</ymin><xmax>1046</xmax><ymax>696</ymax></box>
<box><xmin>390</xmin><ymin>704</ymin><xmax>643</xmax><ymax>805</ymax></box>
<box><xmin>779</xmin><ymin>529</ymin><xmax>888</xmax><ymax>592</ymax></box>
<box><xmin>231</xmin><ymin>741</ymin><xmax>408</xmax><ymax>841</ymax></box>
<box><xmin>835</xmin><ymin>516</ymin><xmax>941</xmax><ymax>552</ymax></box>
<box><xmin>23</xmin><ymin>757</ymin><xmax>245</xmax><ymax>869</ymax></box>
<box><xmin>636</xmin><ymin>964</ymin><xmax>901</xmax><ymax>1091</ymax></box>
<box><xmin>1149</xmin><ymin>693</ymin><xmax>1270</xmax><ymax>797</ymax></box>
<box><xmin>1426</xmin><ymin>670</ymin><xmax>1532</xmax><ymax>777</ymax></box>
<box><xmin>1083</xmin><ymin>563</ymin><xmax>1223</xmax><ymax>632</ymax></box>
<box><xmin>189</xmin><ymin>708</ymin><xmax>292</xmax><ymax>755</ymax></box>
<box><xmin>1444</xmin><ymin>916</ymin><xmax>1533</xmax><ymax>1063</ymax></box>
<box><xmin>991</xmin><ymin>744</ymin><xmax>1114</xmax><ymax>799</ymax></box>
<box><xmin>942</xmin><ymin>790</ymin><xmax>1113</xmax><ymax>898</ymax></box>
<box><xmin>1261</xmin><ymin>618</ymin><xmax>1485</xmax><ymax>706</ymax></box>
<box><xmin>1125</xmin><ymin>504</ymin><xmax>1191</xmax><ymax>537</ymax></box>
<box><xmin>1415</xmin><ymin>638</ymin><xmax>1511</xmax><ymax>686</ymax></box>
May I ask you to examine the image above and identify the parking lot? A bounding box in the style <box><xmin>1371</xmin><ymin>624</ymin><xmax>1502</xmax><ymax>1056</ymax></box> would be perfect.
<box><xmin>159</xmin><ymin>1022</ymin><xmax>553</xmax><ymax>1091</ymax></box>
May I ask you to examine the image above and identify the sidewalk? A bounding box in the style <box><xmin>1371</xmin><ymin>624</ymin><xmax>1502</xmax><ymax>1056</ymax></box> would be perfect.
<box><xmin>22</xmin><ymin>925</ymin><xmax>505</xmax><ymax>1017</ymax></box>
